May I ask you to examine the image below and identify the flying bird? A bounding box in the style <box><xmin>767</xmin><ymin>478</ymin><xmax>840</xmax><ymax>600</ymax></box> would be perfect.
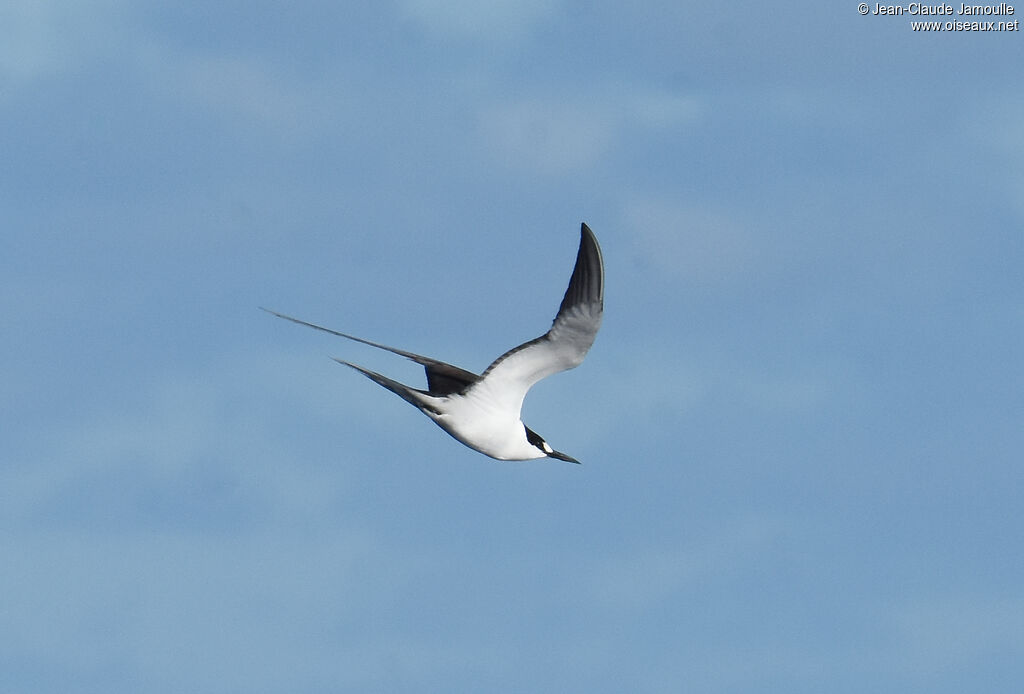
<box><xmin>263</xmin><ymin>222</ymin><xmax>603</xmax><ymax>463</ymax></box>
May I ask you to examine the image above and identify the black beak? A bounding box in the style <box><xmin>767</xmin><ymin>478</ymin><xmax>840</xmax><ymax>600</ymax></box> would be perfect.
<box><xmin>547</xmin><ymin>449</ymin><xmax>581</xmax><ymax>464</ymax></box>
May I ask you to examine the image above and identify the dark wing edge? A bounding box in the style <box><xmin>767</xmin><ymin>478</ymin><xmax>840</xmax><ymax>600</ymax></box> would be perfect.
<box><xmin>554</xmin><ymin>222</ymin><xmax>605</xmax><ymax>323</ymax></box>
<box><xmin>422</xmin><ymin>363</ymin><xmax>480</xmax><ymax>396</ymax></box>
<box><xmin>480</xmin><ymin>222</ymin><xmax>604</xmax><ymax>379</ymax></box>
<box><xmin>261</xmin><ymin>307</ymin><xmax>480</xmax><ymax>396</ymax></box>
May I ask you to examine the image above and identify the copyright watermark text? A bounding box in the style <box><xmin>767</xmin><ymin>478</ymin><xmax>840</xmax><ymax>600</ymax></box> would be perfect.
<box><xmin>857</xmin><ymin>2</ymin><xmax>1020</xmax><ymax>30</ymax></box>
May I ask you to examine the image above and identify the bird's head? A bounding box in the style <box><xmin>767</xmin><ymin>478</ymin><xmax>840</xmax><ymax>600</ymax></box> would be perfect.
<box><xmin>524</xmin><ymin>425</ymin><xmax>580</xmax><ymax>464</ymax></box>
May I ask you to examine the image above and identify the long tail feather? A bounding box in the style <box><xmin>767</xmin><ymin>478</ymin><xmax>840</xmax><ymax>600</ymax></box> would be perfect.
<box><xmin>261</xmin><ymin>307</ymin><xmax>437</xmax><ymax>363</ymax></box>
<box><xmin>331</xmin><ymin>358</ymin><xmax>440</xmax><ymax>414</ymax></box>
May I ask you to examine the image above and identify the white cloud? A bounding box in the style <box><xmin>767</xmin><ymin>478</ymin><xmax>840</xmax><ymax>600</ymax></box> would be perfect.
<box><xmin>400</xmin><ymin>0</ymin><xmax>560</xmax><ymax>39</ymax></box>
<box><xmin>2</xmin><ymin>349</ymin><xmax>353</xmax><ymax>529</ymax></box>
<box><xmin>623</xmin><ymin>196</ymin><xmax>760</xmax><ymax>285</ymax></box>
<box><xmin>889</xmin><ymin>594</ymin><xmax>1024</xmax><ymax>675</ymax></box>
<box><xmin>133</xmin><ymin>45</ymin><xmax>341</xmax><ymax>142</ymax></box>
<box><xmin>0</xmin><ymin>1</ymin><xmax>127</xmax><ymax>82</ymax></box>
<box><xmin>0</xmin><ymin>3</ymin><xmax>338</xmax><ymax>141</ymax></box>
<box><xmin>962</xmin><ymin>95</ymin><xmax>1024</xmax><ymax>220</ymax></box>
<box><xmin>583</xmin><ymin>517</ymin><xmax>788</xmax><ymax>611</ymax></box>
<box><xmin>627</xmin><ymin>90</ymin><xmax>704</xmax><ymax>129</ymax></box>
<box><xmin>478</xmin><ymin>99</ymin><xmax>615</xmax><ymax>175</ymax></box>
<box><xmin>0</xmin><ymin>526</ymin><xmax>381</xmax><ymax>690</ymax></box>
<box><xmin>478</xmin><ymin>88</ymin><xmax>702</xmax><ymax>175</ymax></box>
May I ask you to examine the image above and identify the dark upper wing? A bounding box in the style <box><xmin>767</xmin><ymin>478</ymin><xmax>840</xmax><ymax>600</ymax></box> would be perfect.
<box><xmin>261</xmin><ymin>307</ymin><xmax>480</xmax><ymax>396</ymax></box>
<box><xmin>553</xmin><ymin>222</ymin><xmax>604</xmax><ymax>324</ymax></box>
<box><xmin>471</xmin><ymin>223</ymin><xmax>604</xmax><ymax>414</ymax></box>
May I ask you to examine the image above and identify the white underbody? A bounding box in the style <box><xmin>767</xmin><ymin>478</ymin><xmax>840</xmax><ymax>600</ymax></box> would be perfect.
<box><xmin>413</xmin><ymin>302</ymin><xmax>602</xmax><ymax>460</ymax></box>
<box><xmin>418</xmin><ymin>389</ymin><xmax>547</xmax><ymax>460</ymax></box>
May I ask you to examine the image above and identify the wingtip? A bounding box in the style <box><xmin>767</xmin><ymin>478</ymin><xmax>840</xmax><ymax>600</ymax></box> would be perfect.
<box><xmin>578</xmin><ymin>222</ymin><xmax>600</xmax><ymax>257</ymax></box>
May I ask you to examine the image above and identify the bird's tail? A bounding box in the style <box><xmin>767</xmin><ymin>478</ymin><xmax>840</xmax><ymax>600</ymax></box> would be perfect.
<box><xmin>331</xmin><ymin>358</ymin><xmax>441</xmax><ymax>415</ymax></box>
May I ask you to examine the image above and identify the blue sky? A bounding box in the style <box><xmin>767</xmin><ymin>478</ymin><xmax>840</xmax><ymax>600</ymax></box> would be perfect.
<box><xmin>2</xmin><ymin>2</ymin><xmax>1022</xmax><ymax>692</ymax></box>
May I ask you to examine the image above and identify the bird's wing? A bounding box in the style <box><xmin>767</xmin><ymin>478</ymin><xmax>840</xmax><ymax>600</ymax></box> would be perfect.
<box><xmin>471</xmin><ymin>223</ymin><xmax>604</xmax><ymax>415</ymax></box>
<box><xmin>261</xmin><ymin>307</ymin><xmax>480</xmax><ymax>395</ymax></box>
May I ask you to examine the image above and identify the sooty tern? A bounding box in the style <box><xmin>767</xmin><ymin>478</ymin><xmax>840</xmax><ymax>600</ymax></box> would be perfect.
<box><xmin>264</xmin><ymin>223</ymin><xmax>603</xmax><ymax>463</ymax></box>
